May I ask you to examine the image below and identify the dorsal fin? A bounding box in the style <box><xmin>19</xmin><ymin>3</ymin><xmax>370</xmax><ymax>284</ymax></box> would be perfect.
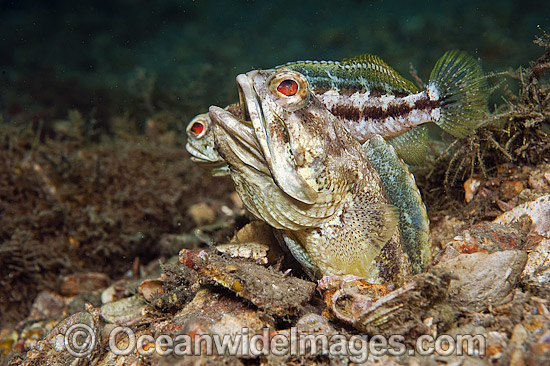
<box><xmin>279</xmin><ymin>54</ymin><xmax>418</xmax><ymax>95</ymax></box>
<box><xmin>340</xmin><ymin>54</ymin><xmax>419</xmax><ymax>94</ymax></box>
<box><xmin>341</xmin><ymin>54</ymin><xmax>389</xmax><ymax>65</ymax></box>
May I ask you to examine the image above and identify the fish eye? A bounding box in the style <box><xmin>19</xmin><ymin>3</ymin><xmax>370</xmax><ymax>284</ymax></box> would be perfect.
<box><xmin>277</xmin><ymin>79</ymin><xmax>299</xmax><ymax>96</ymax></box>
<box><xmin>190</xmin><ymin>121</ymin><xmax>205</xmax><ymax>136</ymax></box>
<box><xmin>268</xmin><ymin>71</ymin><xmax>310</xmax><ymax>111</ymax></box>
<box><xmin>186</xmin><ymin>113</ymin><xmax>211</xmax><ymax>139</ymax></box>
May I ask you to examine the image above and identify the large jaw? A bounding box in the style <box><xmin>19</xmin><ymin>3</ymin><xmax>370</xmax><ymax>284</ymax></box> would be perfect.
<box><xmin>185</xmin><ymin>141</ymin><xmax>229</xmax><ymax>176</ymax></box>
<box><xmin>236</xmin><ymin>71</ymin><xmax>318</xmax><ymax>205</ymax></box>
<box><xmin>185</xmin><ymin>139</ymin><xmax>223</xmax><ymax>165</ymax></box>
<box><xmin>208</xmin><ymin>106</ymin><xmax>270</xmax><ymax>176</ymax></box>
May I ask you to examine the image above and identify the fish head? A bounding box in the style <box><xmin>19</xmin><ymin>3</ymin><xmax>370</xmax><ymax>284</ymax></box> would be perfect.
<box><xmin>235</xmin><ymin>69</ymin><xmax>353</xmax><ymax>204</ymax></box>
<box><xmin>185</xmin><ymin>113</ymin><xmax>229</xmax><ymax>176</ymax></box>
<box><xmin>209</xmin><ymin>69</ymin><xmax>359</xmax><ymax>230</ymax></box>
<box><xmin>208</xmin><ymin>105</ymin><xmax>288</xmax><ymax>227</ymax></box>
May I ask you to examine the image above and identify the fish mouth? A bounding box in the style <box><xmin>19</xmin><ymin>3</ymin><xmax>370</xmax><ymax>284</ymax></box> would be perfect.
<box><xmin>185</xmin><ymin>140</ymin><xmax>223</xmax><ymax>165</ymax></box>
<box><xmin>208</xmin><ymin>106</ymin><xmax>270</xmax><ymax>176</ymax></box>
<box><xmin>236</xmin><ymin>73</ymin><xmax>270</xmax><ymax>162</ymax></box>
<box><xmin>236</xmin><ymin>71</ymin><xmax>318</xmax><ymax>204</ymax></box>
<box><xmin>185</xmin><ymin>138</ymin><xmax>230</xmax><ymax>177</ymax></box>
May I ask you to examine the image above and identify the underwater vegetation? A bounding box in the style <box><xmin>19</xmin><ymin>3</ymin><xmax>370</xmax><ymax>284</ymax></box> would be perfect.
<box><xmin>418</xmin><ymin>32</ymin><xmax>550</xmax><ymax>218</ymax></box>
<box><xmin>0</xmin><ymin>123</ymin><xmax>237</xmax><ymax>326</ymax></box>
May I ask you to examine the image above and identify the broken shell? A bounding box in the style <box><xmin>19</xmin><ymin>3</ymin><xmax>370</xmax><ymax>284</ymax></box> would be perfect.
<box><xmin>229</xmin><ymin>221</ymin><xmax>284</xmax><ymax>264</ymax></box>
<box><xmin>216</xmin><ymin>242</ymin><xmax>269</xmax><ymax>264</ymax></box>
<box><xmin>138</xmin><ymin>278</ymin><xmax>164</xmax><ymax>302</ymax></box>
<box><xmin>318</xmin><ymin>272</ymin><xmax>449</xmax><ymax>336</ymax></box>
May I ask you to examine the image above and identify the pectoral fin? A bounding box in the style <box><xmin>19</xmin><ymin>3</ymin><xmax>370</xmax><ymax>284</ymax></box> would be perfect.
<box><xmin>309</xmin><ymin>199</ymin><xmax>399</xmax><ymax>280</ymax></box>
<box><xmin>387</xmin><ymin>125</ymin><xmax>429</xmax><ymax>165</ymax></box>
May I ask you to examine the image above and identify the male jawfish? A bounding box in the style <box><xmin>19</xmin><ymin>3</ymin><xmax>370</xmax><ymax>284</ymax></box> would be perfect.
<box><xmin>188</xmin><ymin>50</ymin><xmax>487</xmax><ymax>284</ymax></box>
<box><xmin>187</xmin><ymin>50</ymin><xmax>487</xmax><ymax>168</ymax></box>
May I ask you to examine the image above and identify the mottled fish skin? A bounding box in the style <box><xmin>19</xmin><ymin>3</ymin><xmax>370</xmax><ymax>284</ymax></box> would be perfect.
<box><xmin>209</xmin><ymin>69</ymin><xmax>430</xmax><ymax>284</ymax></box>
<box><xmin>280</xmin><ymin>50</ymin><xmax>487</xmax><ymax>141</ymax></box>
<box><xmin>281</xmin><ymin>50</ymin><xmax>487</xmax><ymax>164</ymax></box>
<box><xmin>188</xmin><ymin>50</ymin><xmax>487</xmax><ymax>170</ymax></box>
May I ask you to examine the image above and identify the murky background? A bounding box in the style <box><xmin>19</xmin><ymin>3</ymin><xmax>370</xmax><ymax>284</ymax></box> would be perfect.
<box><xmin>2</xmin><ymin>0</ymin><xmax>549</xmax><ymax>126</ymax></box>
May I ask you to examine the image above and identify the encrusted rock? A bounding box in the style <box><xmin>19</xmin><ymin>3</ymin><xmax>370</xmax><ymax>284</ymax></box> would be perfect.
<box><xmin>179</xmin><ymin>249</ymin><xmax>315</xmax><ymax>317</ymax></box>
<box><xmin>17</xmin><ymin>306</ymin><xmax>102</xmax><ymax>366</ymax></box>
<box><xmin>100</xmin><ymin>295</ymin><xmax>147</xmax><ymax>324</ymax></box>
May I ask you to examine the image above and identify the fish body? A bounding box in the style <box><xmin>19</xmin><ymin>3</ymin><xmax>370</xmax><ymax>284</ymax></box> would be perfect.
<box><xmin>209</xmin><ymin>68</ymin><xmax>429</xmax><ymax>283</ymax></box>
<box><xmin>187</xmin><ymin>50</ymin><xmax>487</xmax><ymax>169</ymax></box>
<box><xmin>281</xmin><ymin>50</ymin><xmax>487</xmax><ymax>140</ymax></box>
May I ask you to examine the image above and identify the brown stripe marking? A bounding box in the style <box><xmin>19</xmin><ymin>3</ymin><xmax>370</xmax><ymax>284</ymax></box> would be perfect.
<box><xmin>330</xmin><ymin>96</ymin><xmax>440</xmax><ymax>123</ymax></box>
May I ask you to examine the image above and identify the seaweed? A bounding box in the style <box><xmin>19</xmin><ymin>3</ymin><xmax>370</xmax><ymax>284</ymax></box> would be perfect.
<box><xmin>418</xmin><ymin>32</ymin><xmax>550</xmax><ymax>220</ymax></box>
<box><xmin>0</xmin><ymin>123</ymin><xmax>236</xmax><ymax>327</ymax></box>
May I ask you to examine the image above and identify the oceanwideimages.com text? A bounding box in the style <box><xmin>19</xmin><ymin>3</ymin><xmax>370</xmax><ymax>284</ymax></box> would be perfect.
<box><xmin>59</xmin><ymin>324</ymin><xmax>486</xmax><ymax>362</ymax></box>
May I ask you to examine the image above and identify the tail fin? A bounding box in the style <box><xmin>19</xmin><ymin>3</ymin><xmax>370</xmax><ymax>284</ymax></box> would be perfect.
<box><xmin>428</xmin><ymin>50</ymin><xmax>488</xmax><ymax>138</ymax></box>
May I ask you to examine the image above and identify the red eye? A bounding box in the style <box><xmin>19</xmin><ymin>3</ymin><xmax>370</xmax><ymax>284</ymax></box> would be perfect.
<box><xmin>277</xmin><ymin>79</ymin><xmax>298</xmax><ymax>96</ymax></box>
<box><xmin>190</xmin><ymin>122</ymin><xmax>205</xmax><ymax>135</ymax></box>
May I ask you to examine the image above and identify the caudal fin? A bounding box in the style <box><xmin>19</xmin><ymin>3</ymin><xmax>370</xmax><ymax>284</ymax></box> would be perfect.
<box><xmin>429</xmin><ymin>50</ymin><xmax>488</xmax><ymax>138</ymax></box>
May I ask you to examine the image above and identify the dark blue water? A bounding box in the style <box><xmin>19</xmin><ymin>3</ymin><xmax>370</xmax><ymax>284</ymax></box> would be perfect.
<box><xmin>1</xmin><ymin>0</ymin><xmax>549</xmax><ymax>124</ymax></box>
